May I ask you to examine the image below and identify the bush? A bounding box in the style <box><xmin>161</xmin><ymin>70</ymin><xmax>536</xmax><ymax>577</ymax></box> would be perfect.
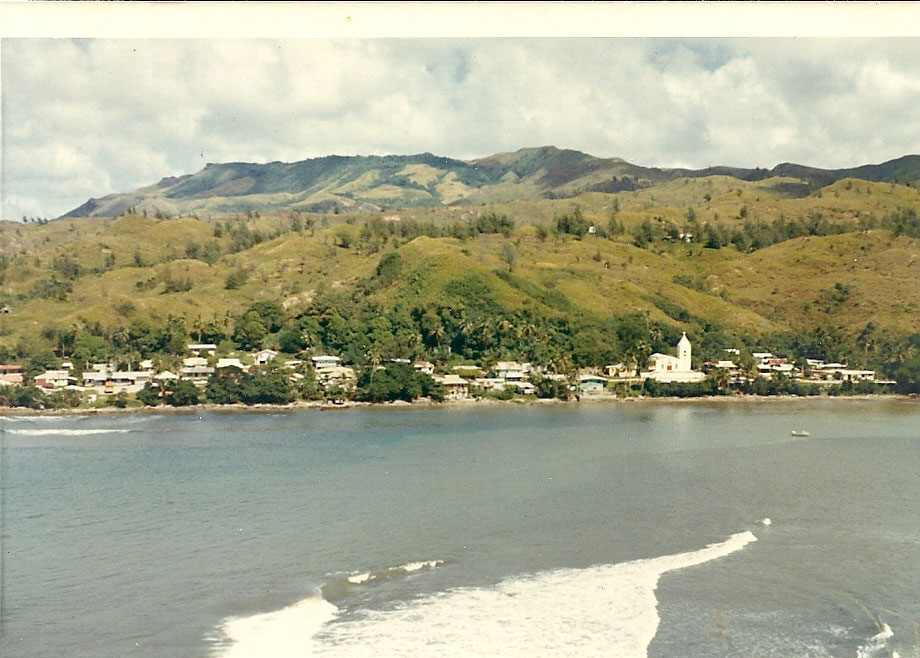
<box><xmin>225</xmin><ymin>267</ymin><xmax>250</xmax><ymax>290</ymax></box>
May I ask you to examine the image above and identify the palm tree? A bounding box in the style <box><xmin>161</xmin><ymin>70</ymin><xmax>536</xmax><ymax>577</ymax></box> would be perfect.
<box><xmin>366</xmin><ymin>347</ymin><xmax>382</xmax><ymax>385</ymax></box>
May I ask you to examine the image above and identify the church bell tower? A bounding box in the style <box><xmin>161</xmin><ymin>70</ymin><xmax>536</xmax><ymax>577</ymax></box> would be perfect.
<box><xmin>677</xmin><ymin>332</ymin><xmax>692</xmax><ymax>371</ymax></box>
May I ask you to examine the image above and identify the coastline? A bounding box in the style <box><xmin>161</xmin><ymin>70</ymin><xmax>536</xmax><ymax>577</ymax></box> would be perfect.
<box><xmin>1</xmin><ymin>393</ymin><xmax>915</xmax><ymax>417</ymax></box>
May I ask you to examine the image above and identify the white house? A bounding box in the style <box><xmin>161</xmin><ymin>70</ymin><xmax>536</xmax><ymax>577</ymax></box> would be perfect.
<box><xmin>312</xmin><ymin>355</ymin><xmax>341</xmax><ymax>369</ymax></box>
<box><xmin>217</xmin><ymin>358</ymin><xmax>246</xmax><ymax>370</ymax></box>
<box><xmin>34</xmin><ymin>370</ymin><xmax>72</xmax><ymax>389</ymax></box>
<box><xmin>493</xmin><ymin>361</ymin><xmax>525</xmax><ymax>381</ymax></box>
<box><xmin>412</xmin><ymin>361</ymin><xmax>435</xmax><ymax>375</ymax></box>
<box><xmin>837</xmin><ymin>369</ymin><xmax>876</xmax><ymax>382</ymax></box>
<box><xmin>641</xmin><ymin>333</ymin><xmax>705</xmax><ymax>383</ymax></box>
<box><xmin>180</xmin><ymin>365</ymin><xmax>214</xmax><ymax>385</ymax></box>
<box><xmin>187</xmin><ymin>343</ymin><xmax>218</xmax><ymax>356</ymax></box>
<box><xmin>253</xmin><ymin>349</ymin><xmax>279</xmax><ymax>365</ymax></box>
<box><xmin>183</xmin><ymin>356</ymin><xmax>209</xmax><ymax>368</ymax></box>
<box><xmin>604</xmin><ymin>363</ymin><xmax>636</xmax><ymax>378</ymax></box>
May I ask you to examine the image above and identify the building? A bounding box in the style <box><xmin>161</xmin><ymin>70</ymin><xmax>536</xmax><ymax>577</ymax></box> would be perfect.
<box><xmin>493</xmin><ymin>361</ymin><xmax>525</xmax><ymax>381</ymax></box>
<box><xmin>604</xmin><ymin>363</ymin><xmax>636</xmax><ymax>378</ymax></box>
<box><xmin>412</xmin><ymin>361</ymin><xmax>435</xmax><ymax>375</ymax></box>
<box><xmin>0</xmin><ymin>365</ymin><xmax>24</xmax><ymax>387</ymax></box>
<box><xmin>641</xmin><ymin>333</ymin><xmax>705</xmax><ymax>383</ymax></box>
<box><xmin>34</xmin><ymin>370</ymin><xmax>73</xmax><ymax>389</ymax></box>
<box><xmin>311</xmin><ymin>355</ymin><xmax>341</xmax><ymax>369</ymax></box>
<box><xmin>217</xmin><ymin>358</ymin><xmax>246</xmax><ymax>370</ymax></box>
<box><xmin>187</xmin><ymin>343</ymin><xmax>218</xmax><ymax>356</ymax></box>
<box><xmin>253</xmin><ymin>349</ymin><xmax>279</xmax><ymax>365</ymax></box>
<box><xmin>577</xmin><ymin>374</ymin><xmax>608</xmax><ymax>394</ymax></box>
<box><xmin>180</xmin><ymin>365</ymin><xmax>215</xmax><ymax>385</ymax></box>
<box><xmin>434</xmin><ymin>374</ymin><xmax>469</xmax><ymax>399</ymax></box>
<box><xmin>183</xmin><ymin>356</ymin><xmax>209</xmax><ymax>368</ymax></box>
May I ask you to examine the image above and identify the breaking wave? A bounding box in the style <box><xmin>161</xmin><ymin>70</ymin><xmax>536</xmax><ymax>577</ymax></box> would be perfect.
<box><xmin>211</xmin><ymin>532</ymin><xmax>756</xmax><ymax>657</ymax></box>
<box><xmin>6</xmin><ymin>428</ymin><xmax>132</xmax><ymax>436</ymax></box>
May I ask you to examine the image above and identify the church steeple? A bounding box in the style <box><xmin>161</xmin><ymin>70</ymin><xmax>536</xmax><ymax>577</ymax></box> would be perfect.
<box><xmin>677</xmin><ymin>332</ymin><xmax>691</xmax><ymax>371</ymax></box>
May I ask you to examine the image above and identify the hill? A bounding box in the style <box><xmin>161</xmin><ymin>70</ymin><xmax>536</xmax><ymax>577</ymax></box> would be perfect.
<box><xmin>59</xmin><ymin>147</ymin><xmax>920</xmax><ymax>219</ymax></box>
<box><xmin>3</xmin><ymin>172</ymin><xmax>920</xmax><ymax>390</ymax></box>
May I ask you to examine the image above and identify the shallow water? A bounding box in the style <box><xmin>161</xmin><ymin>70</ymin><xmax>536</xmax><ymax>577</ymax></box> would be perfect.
<box><xmin>2</xmin><ymin>399</ymin><xmax>918</xmax><ymax>657</ymax></box>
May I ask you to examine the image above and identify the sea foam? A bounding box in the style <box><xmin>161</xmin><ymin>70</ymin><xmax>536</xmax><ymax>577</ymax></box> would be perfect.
<box><xmin>213</xmin><ymin>594</ymin><xmax>338</xmax><ymax>658</ymax></box>
<box><xmin>212</xmin><ymin>532</ymin><xmax>756</xmax><ymax>658</ymax></box>
<box><xmin>6</xmin><ymin>428</ymin><xmax>131</xmax><ymax>436</ymax></box>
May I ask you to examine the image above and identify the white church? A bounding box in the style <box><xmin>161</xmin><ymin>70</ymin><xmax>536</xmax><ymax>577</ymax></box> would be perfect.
<box><xmin>641</xmin><ymin>332</ymin><xmax>706</xmax><ymax>383</ymax></box>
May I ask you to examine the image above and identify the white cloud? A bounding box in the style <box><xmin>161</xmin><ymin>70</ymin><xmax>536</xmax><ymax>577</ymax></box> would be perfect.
<box><xmin>3</xmin><ymin>37</ymin><xmax>920</xmax><ymax>219</ymax></box>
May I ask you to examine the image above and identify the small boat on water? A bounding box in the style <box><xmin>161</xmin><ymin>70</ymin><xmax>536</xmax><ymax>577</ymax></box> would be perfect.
<box><xmin>790</xmin><ymin>430</ymin><xmax>810</xmax><ymax>437</ymax></box>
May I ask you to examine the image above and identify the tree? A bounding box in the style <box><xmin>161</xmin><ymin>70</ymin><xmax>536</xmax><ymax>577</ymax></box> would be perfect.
<box><xmin>136</xmin><ymin>382</ymin><xmax>162</xmax><ymax>406</ymax></box>
<box><xmin>245</xmin><ymin>301</ymin><xmax>285</xmax><ymax>333</ymax></box>
<box><xmin>233</xmin><ymin>312</ymin><xmax>267</xmax><ymax>351</ymax></box>
<box><xmin>71</xmin><ymin>334</ymin><xmax>111</xmax><ymax>369</ymax></box>
<box><xmin>165</xmin><ymin>379</ymin><xmax>200</xmax><ymax>406</ymax></box>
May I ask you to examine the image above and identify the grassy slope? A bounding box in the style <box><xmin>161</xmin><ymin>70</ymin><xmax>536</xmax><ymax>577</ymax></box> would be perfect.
<box><xmin>3</xmin><ymin>178</ymin><xmax>919</xmax><ymax>348</ymax></box>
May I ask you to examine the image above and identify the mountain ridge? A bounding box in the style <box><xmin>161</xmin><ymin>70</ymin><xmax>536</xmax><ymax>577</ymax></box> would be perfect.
<box><xmin>60</xmin><ymin>147</ymin><xmax>920</xmax><ymax>219</ymax></box>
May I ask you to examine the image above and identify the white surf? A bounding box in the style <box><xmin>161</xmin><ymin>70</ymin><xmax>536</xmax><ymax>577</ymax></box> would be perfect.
<box><xmin>212</xmin><ymin>531</ymin><xmax>756</xmax><ymax>658</ymax></box>
<box><xmin>6</xmin><ymin>428</ymin><xmax>131</xmax><ymax>436</ymax></box>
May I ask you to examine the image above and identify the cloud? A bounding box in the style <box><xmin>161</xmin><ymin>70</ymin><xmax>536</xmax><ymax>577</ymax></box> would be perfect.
<box><xmin>3</xmin><ymin>37</ymin><xmax>920</xmax><ymax>219</ymax></box>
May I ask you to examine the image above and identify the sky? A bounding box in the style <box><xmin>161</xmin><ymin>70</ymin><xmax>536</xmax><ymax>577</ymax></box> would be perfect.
<box><xmin>3</xmin><ymin>24</ymin><xmax>920</xmax><ymax>219</ymax></box>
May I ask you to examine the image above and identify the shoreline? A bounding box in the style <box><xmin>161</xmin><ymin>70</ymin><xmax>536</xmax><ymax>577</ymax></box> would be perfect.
<box><xmin>1</xmin><ymin>393</ymin><xmax>916</xmax><ymax>417</ymax></box>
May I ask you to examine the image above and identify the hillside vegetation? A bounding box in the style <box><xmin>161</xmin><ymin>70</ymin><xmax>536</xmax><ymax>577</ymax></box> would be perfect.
<box><xmin>3</xmin><ymin>170</ymin><xmax>920</xmax><ymax>393</ymax></box>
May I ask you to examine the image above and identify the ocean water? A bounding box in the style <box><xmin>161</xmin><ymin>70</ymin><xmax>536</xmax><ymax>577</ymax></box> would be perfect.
<box><xmin>1</xmin><ymin>399</ymin><xmax>918</xmax><ymax>658</ymax></box>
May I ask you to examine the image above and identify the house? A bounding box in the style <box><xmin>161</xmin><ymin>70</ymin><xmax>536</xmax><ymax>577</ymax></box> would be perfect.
<box><xmin>187</xmin><ymin>343</ymin><xmax>218</xmax><ymax>356</ymax></box>
<box><xmin>311</xmin><ymin>355</ymin><xmax>341</xmax><ymax>369</ymax></box>
<box><xmin>139</xmin><ymin>359</ymin><xmax>155</xmax><ymax>372</ymax></box>
<box><xmin>641</xmin><ymin>333</ymin><xmax>706</xmax><ymax>383</ymax></box>
<box><xmin>434</xmin><ymin>374</ymin><xmax>469</xmax><ymax>399</ymax></box>
<box><xmin>412</xmin><ymin>361</ymin><xmax>435</xmax><ymax>375</ymax></box>
<box><xmin>81</xmin><ymin>371</ymin><xmax>111</xmax><ymax>388</ymax></box>
<box><xmin>577</xmin><ymin>374</ymin><xmax>608</xmax><ymax>394</ymax></box>
<box><xmin>217</xmin><ymin>358</ymin><xmax>246</xmax><ymax>370</ymax></box>
<box><xmin>473</xmin><ymin>377</ymin><xmax>507</xmax><ymax>392</ymax></box>
<box><xmin>0</xmin><ymin>364</ymin><xmax>23</xmax><ymax>375</ymax></box>
<box><xmin>752</xmin><ymin>352</ymin><xmax>773</xmax><ymax>363</ymax></box>
<box><xmin>604</xmin><ymin>363</ymin><xmax>636</xmax><ymax>378</ymax></box>
<box><xmin>183</xmin><ymin>356</ymin><xmax>209</xmax><ymax>368</ymax></box>
<box><xmin>109</xmin><ymin>371</ymin><xmax>152</xmax><ymax>393</ymax></box>
<box><xmin>0</xmin><ymin>372</ymin><xmax>24</xmax><ymax>386</ymax></box>
<box><xmin>155</xmin><ymin>370</ymin><xmax>179</xmax><ymax>382</ymax></box>
<box><xmin>180</xmin><ymin>365</ymin><xmax>215</xmax><ymax>385</ymax></box>
<box><xmin>508</xmin><ymin>381</ymin><xmax>536</xmax><ymax>395</ymax></box>
<box><xmin>812</xmin><ymin>363</ymin><xmax>848</xmax><ymax>380</ymax></box>
<box><xmin>493</xmin><ymin>361</ymin><xmax>525</xmax><ymax>381</ymax></box>
<box><xmin>253</xmin><ymin>349</ymin><xmax>279</xmax><ymax>365</ymax></box>
<box><xmin>837</xmin><ymin>369</ymin><xmax>876</xmax><ymax>382</ymax></box>
<box><xmin>34</xmin><ymin>370</ymin><xmax>72</xmax><ymax>389</ymax></box>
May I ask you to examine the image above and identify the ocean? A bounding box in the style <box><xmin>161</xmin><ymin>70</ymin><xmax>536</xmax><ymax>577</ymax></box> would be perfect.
<box><xmin>1</xmin><ymin>399</ymin><xmax>918</xmax><ymax>657</ymax></box>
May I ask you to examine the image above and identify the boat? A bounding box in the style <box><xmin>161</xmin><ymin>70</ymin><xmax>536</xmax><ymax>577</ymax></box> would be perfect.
<box><xmin>790</xmin><ymin>430</ymin><xmax>810</xmax><ymax>437</ymax></box>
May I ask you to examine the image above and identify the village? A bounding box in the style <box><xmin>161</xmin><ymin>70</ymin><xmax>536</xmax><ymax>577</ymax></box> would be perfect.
<box><xmin>0</xmin><ymin>332</ymin><xmax>893</xmax><ymax>407</ymax></box>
